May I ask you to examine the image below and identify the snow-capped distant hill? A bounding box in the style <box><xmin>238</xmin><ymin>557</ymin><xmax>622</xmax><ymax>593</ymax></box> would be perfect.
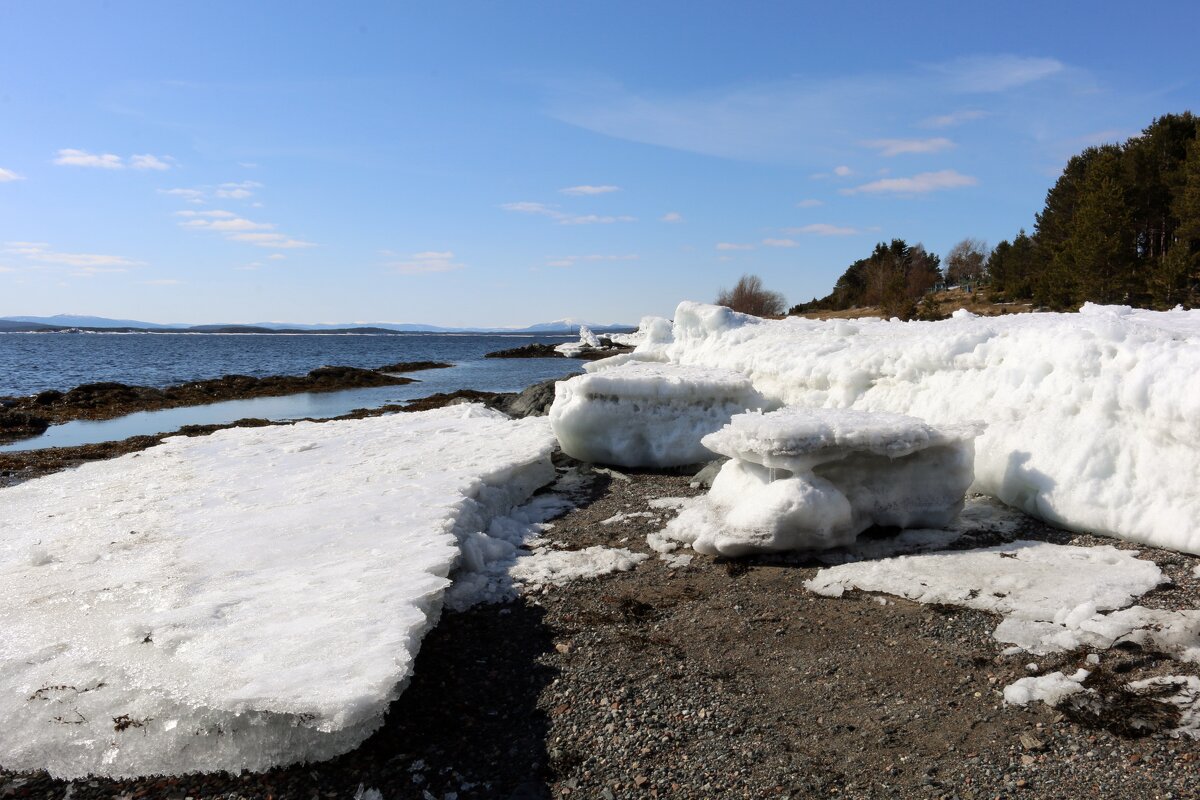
<box><xmin>0</xmin><ymin>315</ymin><xmax>635</xmax><ymax>334</ymax></box>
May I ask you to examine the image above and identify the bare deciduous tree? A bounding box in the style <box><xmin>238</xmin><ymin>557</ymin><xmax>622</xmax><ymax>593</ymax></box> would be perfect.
<box><xmin>944</xmin><ymin>238</ymin><xmax>988</xmax><ymax>285</ymax></box>
<box><xmin>715</xmin><ymin>274</ymin><xmax>786</xmax><ymax>317</ymax></box>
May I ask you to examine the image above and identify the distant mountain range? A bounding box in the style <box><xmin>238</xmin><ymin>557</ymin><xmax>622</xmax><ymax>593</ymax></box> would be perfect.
<box><xmin>0</xmin><ymin>314</ymin><xmax>635</xmax><ymax>335</ymax></box>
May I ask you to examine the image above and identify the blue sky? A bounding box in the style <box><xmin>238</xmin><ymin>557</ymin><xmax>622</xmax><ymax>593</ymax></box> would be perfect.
<box><xmin>1</xmin><ymin>1</ymin><xmax>1197</xmax><ymax>326</ymax></box>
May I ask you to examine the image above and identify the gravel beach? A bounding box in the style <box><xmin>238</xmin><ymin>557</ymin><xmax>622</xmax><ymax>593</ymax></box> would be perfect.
<box><xmin>4</xmin><ymin>441</ymin><xmax>1200</xmax><ymax>798</ymax></box>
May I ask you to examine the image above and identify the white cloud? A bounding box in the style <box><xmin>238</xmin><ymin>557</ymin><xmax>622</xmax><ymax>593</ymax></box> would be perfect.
<box><xmin>785</xmin><ymin>223</ymin><xmax>862</xmax><ymax>236</ymax></box>
<box><xmin>546</xmin><ymin>254</ymin><xmax>640</xmax><ymax>268</ymax></box>
<box><xmin>762</xmin><ymin>238</ymin><xmax>799</xmax><ymax>247</ymax></box>
<box><xmin>4</xmin><ymin>241</ymin><xmax>140</xmax><ymax>268</ymax></box>
<box><xmin>138</xmin><ymin>278</ymin><xmax>183</xmax><ymax>285</ymax></box>
<box><xmin>0</xmin><ymin>167</ymin><xmax>24</xmax><ymax>182</ymax></box>
<box><xmin>921</xmin><ymin>109</ymin><xmax>990</xmax><ymax>128</ymax></box>
<box><xmin>842</xmin><ymin>169</ymin><xmax>978</xmax><ymax>195</ymax></box>
<box><xmin>129</xmin><ymin>154</ymin><xmax>173</xmax><ymax>171</ymax></box>
<box><xmin>862</xmin><ymin>137</ymin><xmax>955</xmax><ymax>156</ymax></box>
<box><xmin>500</xmin><ymin>201</ymin><xmax>634</xmax><ymax>225</ymax></box>
<box><xmin>54</xmin><ymin>149</ymin><xmax>124</xmax><ymax>169</ymax></box>
<box><xmin>716</xmin><ymin>242</ymin><xmax>754</xmax><ymax>251</ymax></box>
<box><xmin>228</xmin><ymin>232</ymin><xmax>315</xmax><ymax>249</ymax></box>
<box><xmin>560</xmin><ymin>184</ymin><xmax>620</xmax><ymax>195</ymax></box>
<box><xmin>160</xmin><ymin>188</ymin><xmax>205</xmax><ymax>202</ymax></box>
<box><xmin>833</xmin><ymin>165</ymin><xmax>853</xmax><ymax>177</ymax></box>
<box><xmin>938</xmin><ymin>55</ymin><xmax>1064</xmax><ymax>93</ymax></box>
<box><xmin>215</xmin><ymin>180</ymin><xmax>263</xmax><ymax>199</ymax></box>
<box><xmin>795</xmin><ymin>199</ymin><xmax>823</xmax><ymax>208</ymax></box>
<box><xmin>389</xmin><ymin>251</ymin><xmax>464</xmax><ymax>275</ymax></box>
<box><xmin>660</xmin><ymin>211</ymin><xmax>684</xmax><ymax>223</ymax></box>
<box><xmin>267</xmin><ymin>253</ymin><xmax>286</xmax><ymax>260</ymax></box>
<box><xmin>184</xmin><ymin>217</ymin><xmax>274</xmax><ymax>232</ymax></box>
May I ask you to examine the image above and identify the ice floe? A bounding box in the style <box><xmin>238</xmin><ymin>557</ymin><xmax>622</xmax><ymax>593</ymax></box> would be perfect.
<box><xmin>550</xmin><ymin>361</ymin><xmax>767</xmax><ymax>467</ymax></box>
<box><xmin>0</xmin><ymin>405</ymin><xmax>556</xmax><ymax>778</ymax></box>
<box><xmin>652</xmin><ymin>408</ymin><xmax>980</xmax><ymax>555</ymax></box>
<box><xmin>635</xmin><ymin>300</ymin><xmax>1200</xmax><ymax>553</ymax></box>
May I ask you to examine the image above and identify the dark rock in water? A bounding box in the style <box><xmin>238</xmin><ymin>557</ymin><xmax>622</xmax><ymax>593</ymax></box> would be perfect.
<box><xmin>486</xmin><ymin>343</ymin><xmax>564</xmax><ymax>359</ymax></box>
<box><xmin>0</xmin><ymin>410</ymin><xmax>50</xmax><ymax>440</ymax></box>
<box><xmin>401</xmin><ymin>389</ymin><xmax>511</xmax><ymax>414</ymax></box>
<box><xmin>0</xmin><ymin>366</ymin><xmax>419</xmax><ymax>444</ymax></box>
<box><xmin>486</xmin><ymin>342</ymin><xmax>633</xmax><ymax>361</ymax></box>
<box><xmin>502</xmin><ymin>376</ymin><xmax>573</xmax><ymax>418</ymax></box>
<box><xmin>375</xmin><ymin>360</ymin><xmax>453</xmax><ymax>373</ymax></box>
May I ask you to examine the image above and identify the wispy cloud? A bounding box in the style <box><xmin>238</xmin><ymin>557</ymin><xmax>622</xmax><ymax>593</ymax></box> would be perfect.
<box><xmin>389</xmin><ymin>251</ymin><xmax>464</xmax><ymax>275</ymax></box>
<box><xmin>215</xmin><ymin>180</ymin><xmax>262</xmax><ymax>199</ymax></box>
<box><xmin>130</xmin><ymin>153</ymin><xmax>173</xmax><ymax>171</ymax></box>
<box><xmin>795</xmin><ymin>199</ymin><xmax>823</xmax><ymax>208</ymax></box>
<box><xmin>762</xmin><ymin>238</ymin><xmax>799</xmax><ymax>247</ymax></box>
<box><xmin>138</xmin><ymin>278</ymin><xmax>183</xmax><ymax>285</ymax></box>
<box><xmin>560</xmin><ymin>184</ymin><xmax>620</xmax><ymax>195</ymax></box>
<box><xmin>716</xmin><ymin>242</ymin><xmax>754</xmax><ymax>251</ymax></box>
<box><xmin>842</xmin><ymin>170</ymin><xmax>978</xmax><ymax>195</ymax></box>
<box><xmin>160</xmin><ymin>187</ymin><xmax>205</xmax><ymax>203</ymax></box>
<box><xmin>546</xmin><ymin>254</ymin><xmax>640</xmax><ymax>268</ymax></box>
<box><xmin>547</xmin><ymin>54</ymin><xmax>1080</xmax><ymax>165</ymax></box>
<box><xmin>921</xmin><ymin>109</ymin><xmax>990</xmax><ymax>128</ymax></box>
<box><xmin>500</xmin><ymin>201</ymin><xmax>634</xmax><ymax>225</ymax></box>
<box><xmin>4</xmin><ymin>241</ymin><xmax>141</xmax><ymax>268</ymax></box>
<box><xmin>660</xmin><ymin>211</ymin><xmax>684</xmax><ymax>223</ymax></box>
<box><xmin>267</xmin><ymin>253</ymin><xmax>286</xmax><ymax>261</ymax></box>
<box><xmin>0</xmin><ymin>167</ymin><xmax>24</xmax><ymax>182</ymax></box>
<box><xmin>53</xmin><ymin>149</ymin><xmax>174</xmax><ymax>170</ymax></box>
<box><xmin>937</xmin><ymin>55</ymin><xmax>1064</xmax><ymax>93</ymax></box>
<box><xmin>227</xmin><ymin>232</ymin><xmax>315</xmax><ymax>249</ymax></box>
<box><xmin>862</xmin><ymin>137</ymin><xmax>955</xmax><ymax>156</ymax></box>
<box><xmin>54</xmin><ymin>149</ymin><xmax>124</xmax><ymax>169</ymax></box>
<box><xmin>784</xmin><ymin>223</ymin><xmax>863</xmax><ymax>236</ymax></box>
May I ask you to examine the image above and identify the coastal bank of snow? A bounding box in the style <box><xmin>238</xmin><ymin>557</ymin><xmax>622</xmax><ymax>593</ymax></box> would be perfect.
<box><xmin>629</xmin><ymin>301</ymin><xmax>1200</xmax><ymax>554</ymax></box>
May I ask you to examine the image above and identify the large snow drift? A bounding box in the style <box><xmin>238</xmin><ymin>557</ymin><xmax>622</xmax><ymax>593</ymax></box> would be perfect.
<box><xmin>657</xmin><ymin>408</ymin><xmax>980</xmax><ymax>554</ymax></box>
<box><xmin>0</xmin><ymin>406</ymin><xmax>556</xmax><ymax>779</ymax></box>
<box><xmin>634</xmin><ymin>301</ymin><xmax>1200</xmax><ymax>553</ymax></box>
<box><xmin>550</xmin><ymin>361</ymin><xmax>767</xmax><ymax>467</ymax></box>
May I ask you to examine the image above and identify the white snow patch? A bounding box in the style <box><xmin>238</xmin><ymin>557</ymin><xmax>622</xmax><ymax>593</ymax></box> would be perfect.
<box><xmin>0</xmin><ymin>405</ymin><xmax>556</xmax><ymax>779</ymax></box>
<box><xmin>600</xmin><ymin>511</ymin><xmax>658</xmax><ymax>526</ymax></box>
<box><xmin>637</xmin><ymin>300</ymin><xmax>1200</xmax><ymax>553</ymax></box>
<box><xmin>807</xmin><ymin>541</ymin><xmax>1176</xmax><ymax>658</ymax></box>
<box><xmin>550</xmin><ymin>361</ymin><xmax>767</xmax><ymax>467</ymax></box>
<box><xmin>508</xmin><ymin>546</ymin><xmax>649</xmax><ymax>589</ymax></box>
<box><xmin>1003</xmin><ymin>669</ymin><xmax>1090</xmax><ymax>706</ymax></box>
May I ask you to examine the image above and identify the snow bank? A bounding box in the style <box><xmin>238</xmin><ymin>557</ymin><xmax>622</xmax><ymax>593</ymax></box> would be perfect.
<box><xmin>654</xmin><ymin>408</ymin><xmax>980</xmax><ymax>555</ymax></box>
<box><xmin>549</xmin><ymin>362</ymin><xmax>767</xmax><ymax>467</ymax></box>
<box><xmin>636</xmin><ymin>301</ymin><xmax>1200</xmax><ymax>553</ymax></box>
<box><xmin>0</xmin><ymin>406</ymin><xmax>556</xmax><ymax>779</ymax></box>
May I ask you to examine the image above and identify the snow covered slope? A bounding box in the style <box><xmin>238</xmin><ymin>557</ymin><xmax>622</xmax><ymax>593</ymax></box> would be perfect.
<box><xmin>636</xmin><ymin>302</ymin><xmax>1200</xmax><ymax>553</ymax></box>
<box><xmin>0</xmin><ymin>406</ymin><xmax>556</xmax><ymax>779</ymax></box>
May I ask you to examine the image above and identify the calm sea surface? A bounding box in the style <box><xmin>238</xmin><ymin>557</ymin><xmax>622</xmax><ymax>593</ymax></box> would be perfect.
<box><xmin>0</xmin><ymin>331</ymin><xmax>588</xmax><ymax>451</ymax></box>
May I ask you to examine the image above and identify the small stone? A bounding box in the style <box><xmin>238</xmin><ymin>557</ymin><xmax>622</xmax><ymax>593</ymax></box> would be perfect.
<box><xmin>555</xmin><ymin>642</ymin><xmax>574</xmax><ymax>654</ymax></box>
<box><xmin>634</xmin><ymin>775</ymin><xmax>649</xmax><ymax>787</ymax></box>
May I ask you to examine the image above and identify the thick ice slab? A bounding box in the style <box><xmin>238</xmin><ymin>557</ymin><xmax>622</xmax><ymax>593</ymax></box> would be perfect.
<box><xmin>549</xmin><ymin>362</ymin><xmax>766</xmax><ymax>467</ymax></box>
<box><xmin>655</xmin><ymin>408</ymin><xmax>980</xmax><ymax>555</ymax></box>
<box><xmin>635</xmin><ymin>301</ymin><xmax>1200</xmax><ymax>553</ymax></box>
<box><xmin>0</xmin><ymin>406</ymin><xmax>556</xmax><ymax>779</ymax></box>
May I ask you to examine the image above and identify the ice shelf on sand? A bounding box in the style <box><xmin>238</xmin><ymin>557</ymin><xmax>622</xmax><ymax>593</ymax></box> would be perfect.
<box><xmin>0</xmin><ymin>405</ymin><xmax>556</xmax><ymax>779</ymax></box>
<box><xmin>549</xmin><ymin>361</ymin><xmax>767</xmax><ymax>467</ymax></box>
<box><xmin>805</xmin><ymin>541</ymin><xmax>1175</xmax><ymax>655</ymax></box>
<box><xmin>654</xmin><ymin>407</ymin><xmax>981</xmax><ymax>555</ymax></box>
<box><xmin>630</xmin><ymin>301</ymin><xmax>1200</xmax><ymax>554</ymax></box>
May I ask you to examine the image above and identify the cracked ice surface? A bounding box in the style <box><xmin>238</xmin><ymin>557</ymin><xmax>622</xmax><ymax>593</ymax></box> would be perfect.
<box><xmin>0</xmin><ymin>405</ymin><xmax>556</xmax><ymax>779</ymax></box>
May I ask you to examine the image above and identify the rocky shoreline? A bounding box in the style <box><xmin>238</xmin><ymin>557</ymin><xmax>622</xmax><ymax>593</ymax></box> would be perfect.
<box><xmin>486</xmin><ymin>342</ymin><xmax>633</xmax><ymax>361</ymax></box>
<box><xmin>0</xmin><ymin>362</ymin><xmax>452</xmax><ymax>445</ymax></box>
<box><xmin>2</xmin><ymin>376</ymin><xmax>1200</xmax><ymax>798</ymax></box>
